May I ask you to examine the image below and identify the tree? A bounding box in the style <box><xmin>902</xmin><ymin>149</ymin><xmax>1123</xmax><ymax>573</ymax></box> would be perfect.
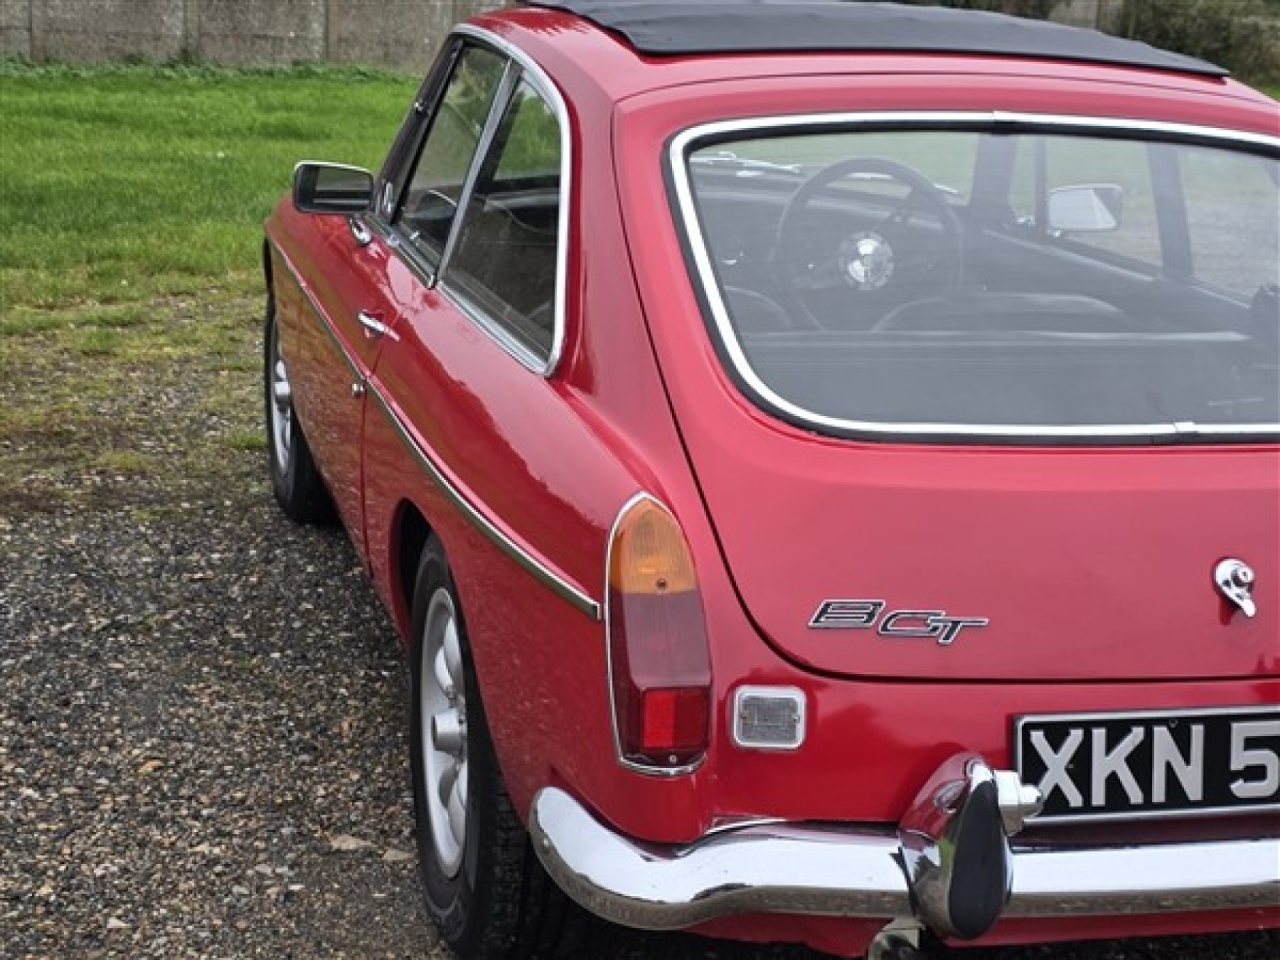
<box><xmin>897</xmin><ymin>0</ymin><xmax>1059</xmax><ymax>17</ymax></box>
<box><xmin>1120</xmin><ymin>0</ymin><xmax>1280</xmax><ymax>82</ymax></box>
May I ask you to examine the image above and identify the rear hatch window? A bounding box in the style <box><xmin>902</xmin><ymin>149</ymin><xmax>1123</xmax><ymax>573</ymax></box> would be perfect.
<box><xmin>670</xmin><ymin>117</ymin><xmax>1279</xmax><ymax>442</ymax></box>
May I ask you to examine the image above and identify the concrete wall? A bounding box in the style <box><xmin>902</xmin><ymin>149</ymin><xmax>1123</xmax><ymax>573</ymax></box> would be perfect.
<box><xmin>1</xmin><ymin>0</ymin><xmax>499</xmax><ymax>72</ymax></box>
<box><xmin>0</xmin><ymin>1</ymin><xmax>1130</xmax><ymax>71</ymax></box>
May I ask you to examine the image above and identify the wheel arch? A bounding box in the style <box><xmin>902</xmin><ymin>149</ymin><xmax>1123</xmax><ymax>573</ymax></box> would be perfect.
<box><xmin>392</xmin><ymin>499</ymin><xmax>435</xmax><ymax>639</ymax></box>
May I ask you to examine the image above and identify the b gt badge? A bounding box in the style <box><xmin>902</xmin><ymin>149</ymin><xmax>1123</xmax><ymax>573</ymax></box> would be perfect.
<box><xmin>809</xmin><ymin>599</ymin><xmax>988</xmax><ymax>646</ymax></box>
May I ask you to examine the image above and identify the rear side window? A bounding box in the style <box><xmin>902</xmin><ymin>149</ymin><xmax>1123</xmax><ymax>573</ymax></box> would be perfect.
<box><xmin>447</xmin><ymin>78</ymin><xmax>562</xmax><ymax>358</ymax></box>
<box><xmin>1008</xmin><ymin>137</ymin><xmax>1163</xmax><ymax>268</ymax></box>
<box><xmin>1181</xmin><ymin>146</ymin><xmax>1278</xmax><ymax>296</ymax></box>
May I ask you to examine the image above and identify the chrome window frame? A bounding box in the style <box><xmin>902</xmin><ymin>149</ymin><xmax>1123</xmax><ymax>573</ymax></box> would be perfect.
<box><xmin>434</xmin><ymin>24</ymin><xmax>573</xmax><ymax>378</ymax></box>
<box><xmin>668</xmin><ymin>111</ymin><xmax>1280</xmax><ymax>442</ymax></box>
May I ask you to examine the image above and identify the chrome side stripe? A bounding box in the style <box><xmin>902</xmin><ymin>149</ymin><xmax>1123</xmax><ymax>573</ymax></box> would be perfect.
<box><xmin>366</xmin><ymin>385</ymin><xmax>603</xmax><ymax>621</ymax></box>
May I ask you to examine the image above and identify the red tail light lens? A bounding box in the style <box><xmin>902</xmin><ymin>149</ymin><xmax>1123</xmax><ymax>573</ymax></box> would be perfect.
<box><xmin>607</xmin><ymin>495</ymin><xmax>711</xmax><ymax>770</ymax></box>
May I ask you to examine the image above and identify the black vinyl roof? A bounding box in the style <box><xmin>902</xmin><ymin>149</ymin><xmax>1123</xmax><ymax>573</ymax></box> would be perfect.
<box><xmin>523</xmin><ymin>0</ymin><xmax>1227</xmax><ymax>77</ymax></box>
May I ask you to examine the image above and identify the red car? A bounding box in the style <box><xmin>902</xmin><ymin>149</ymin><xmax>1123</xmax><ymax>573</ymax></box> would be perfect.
<box><xmin>262</xmin><ymin>2</ymin><xmax>1280</xmax><ymax>957</ymax></box>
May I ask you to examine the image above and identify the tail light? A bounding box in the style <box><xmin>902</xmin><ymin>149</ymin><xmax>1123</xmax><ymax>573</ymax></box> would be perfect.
<box><xmin>606</xmin><ymin>494</ymin><xmax>712</xmax><ymax>772</ymax></box>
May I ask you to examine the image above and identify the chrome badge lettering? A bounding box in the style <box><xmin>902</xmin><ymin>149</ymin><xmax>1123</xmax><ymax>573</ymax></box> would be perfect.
<box><xmin>809</xmin><ymin>599</ymin><xmax>988</xmax><ymax>645</ymax></box>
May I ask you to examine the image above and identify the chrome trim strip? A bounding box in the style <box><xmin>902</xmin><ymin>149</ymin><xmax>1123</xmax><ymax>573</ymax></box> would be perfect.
<box><xmin>365</xmin><ymin>382</ymin><xmax>601</xmax><ymax>621</ymax></box>
<box><xmin>667</xmin><ymin>111</ymin><xmax>1280</xmax><ymax>441</ymax></box>
<box><xmin>529</xmin><ymin>784</ymin><xmax>1280</xmax><ymax>932</ymax></box>
<box><xmin>446</xmin><ymin>286</ymin><xmax>557</xmax><ymax>374</ymax></box>
<box><xmin>603</xmin><ymin>492</ymin><xmax>706</xmax><ymax>778</ymax></box>
<box><xmin>446</xmin><ymin>24</ymin><xmax>573</xmax><ymax>378</ymax></box>
<box><xmin>291</xmin><ymin>159</ymin><xmax>374</xmax><ymax>181</ymax></box>
<box><xmin>267</xmin><ymin>235</ymin><xmax>599</xmax><ymax>621</ymax></box>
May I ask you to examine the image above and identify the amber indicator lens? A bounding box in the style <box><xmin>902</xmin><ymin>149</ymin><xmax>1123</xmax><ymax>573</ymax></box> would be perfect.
<box><xmin>607</xmin><ymin>498</ymin><xmax>712</xmax><ymax>768</ymax></box>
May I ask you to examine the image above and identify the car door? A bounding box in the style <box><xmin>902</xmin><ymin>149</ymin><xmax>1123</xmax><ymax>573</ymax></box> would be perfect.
<box><xmin>357</xmin><ymin>39</ymin><xmax>583</xmax><ymax>597</ymax></box>
<box><xmin>279</xmin><ymin>40</ymin><xmax>509</xmax><ymax>566</ymax></box>
<box><xmin>281</xmin><ymin>211</ymin><xmax>402</xmax><ymax>558</ymax></box>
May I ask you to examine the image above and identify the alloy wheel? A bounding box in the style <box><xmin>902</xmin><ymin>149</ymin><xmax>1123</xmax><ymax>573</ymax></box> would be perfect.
<box><xmin>419</xmin><ymin>587</ymin><xmax>469</xmax><ymax>878</ymax></box>
<box><xmin>269</xmin><ymin>322</ymin><xmax>293</xmax><ymax>473</ymax></box>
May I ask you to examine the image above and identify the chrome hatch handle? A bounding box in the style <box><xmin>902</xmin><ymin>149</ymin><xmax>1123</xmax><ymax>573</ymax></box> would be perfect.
<box><xmin>1214</xmin><ymin>558</ymin><xmax>1257</xmax><ymax>618</ymax></box>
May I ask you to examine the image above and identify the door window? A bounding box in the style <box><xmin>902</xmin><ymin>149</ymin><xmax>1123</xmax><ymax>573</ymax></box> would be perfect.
<box><xmin>1009</xmin><ymin>136</ymin><xmax>1163</xmax><ymax>268</ymax></box>
<box><xmin>396</xmin><ymin>45</ymin><xmax>507</xmax><ymax>266</ymax></box>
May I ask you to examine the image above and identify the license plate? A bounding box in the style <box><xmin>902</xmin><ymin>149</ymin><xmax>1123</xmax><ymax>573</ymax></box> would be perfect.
<box><xmin>1014</xmin><ymin>706</ymin><xmax>1280</xmax><ymax>823</ymax></box>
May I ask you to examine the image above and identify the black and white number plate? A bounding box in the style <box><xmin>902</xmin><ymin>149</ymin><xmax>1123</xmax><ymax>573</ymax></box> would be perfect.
<box><xmin>1014</xmin><ymin>705</ymin><xmax>1280</xmax><ymax>823</ymax></box>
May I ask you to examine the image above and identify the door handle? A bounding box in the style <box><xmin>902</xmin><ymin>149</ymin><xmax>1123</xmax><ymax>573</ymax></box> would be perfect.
<box><xmin>358</xmin><ymin>310</ymin><xmax>390</xmax><ymax>338</ymax></box>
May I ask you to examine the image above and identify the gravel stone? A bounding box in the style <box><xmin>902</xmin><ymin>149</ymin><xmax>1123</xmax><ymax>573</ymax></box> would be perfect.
<box><xmin>1</xmin><ymin>504</ymin><xmax>431</xmax><ymax>960</ymax></box>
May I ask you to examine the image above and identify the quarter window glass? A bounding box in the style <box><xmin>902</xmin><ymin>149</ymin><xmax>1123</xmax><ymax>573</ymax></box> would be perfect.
<box><xmin>447</xmin><ymin>78</ymin><xmax>562</xmax><ymax>359</ymax></box>
<box><xmin>397</xmin><ymin>45</ymin><xmax>506</xmax><ymax>264</ymax></box>
<box><xmin>1182</xmin><ymin>148</ymin><xmax>1279</xmax><ymax>296</ymax></box>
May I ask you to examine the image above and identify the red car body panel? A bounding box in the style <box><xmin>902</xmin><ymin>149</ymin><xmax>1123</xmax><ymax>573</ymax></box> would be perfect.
<box><xmin>265</xmin><ymin>5</ymin><xmax>1280</xmax><ymax>955</ymax></box>
<box><xmin>270</xmin><ymin>211</ymin><xmax>383</xmax><ymax>546</ymax></box>
<box><xmin>611</xmin><ymin>74</ymin><xmax>1278</xmax><ymax>684</ymax></box>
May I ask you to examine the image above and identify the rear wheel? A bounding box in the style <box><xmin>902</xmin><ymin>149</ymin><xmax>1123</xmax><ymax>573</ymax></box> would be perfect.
<box><xmin>263</xmin><ymin>292</ymin><xmax>331</xmax><ymax>522</ymax></box>
<box><xmin>408</xmin><ymin>538</ymin><xmax>584</xmax><ymax>959</ymax></box>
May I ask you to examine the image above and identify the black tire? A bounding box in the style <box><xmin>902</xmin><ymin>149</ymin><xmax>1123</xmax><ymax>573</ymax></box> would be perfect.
<box><xmin>263</xmin><ymin>292</ymin><xmax>332</xmax><ymax>523</ymax></box>
<box><xmin>408</xmin><ymin>538</ymin><xmax>585</xmax><ymax>959</ymax></box>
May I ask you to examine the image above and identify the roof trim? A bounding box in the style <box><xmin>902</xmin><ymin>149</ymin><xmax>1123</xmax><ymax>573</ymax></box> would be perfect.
<box><xmin>523</xmin><ymin>0</ymin><xmax>1228</xmax><ymax>78</ymax></box>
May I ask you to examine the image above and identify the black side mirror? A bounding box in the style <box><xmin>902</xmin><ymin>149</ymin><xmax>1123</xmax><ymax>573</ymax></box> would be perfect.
<box><xmin>292</xmin><ymin>162</ymin><xmax>374</xmax><ymax>215</ymax></box>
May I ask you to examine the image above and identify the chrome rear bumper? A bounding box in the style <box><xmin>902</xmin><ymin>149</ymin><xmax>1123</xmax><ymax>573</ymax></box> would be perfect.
<box><xmin>529</xmin><ymin>758</ymin><xmax>1280</xmax><ymax>939</ymax></box>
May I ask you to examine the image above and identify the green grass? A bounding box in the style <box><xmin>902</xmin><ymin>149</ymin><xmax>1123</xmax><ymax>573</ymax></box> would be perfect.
<box><xmin>0</xmin><ymin>61</ymin><xmax>416</xmax><ymax>311</ymax></box>
<box><xmin>0</xmin><ymin>63</ymin><xmax>1274</xmax><ymax>516</ymax></box>
<box><xmin>0</xmin><ymin>63</ymin><xmax>415</xmax><ymax>515</ymax></box>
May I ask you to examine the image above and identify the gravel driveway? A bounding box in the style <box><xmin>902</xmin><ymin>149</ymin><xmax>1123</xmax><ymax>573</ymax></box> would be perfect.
<box><xmin>1</xmin><ymin>296</ymin><xmax>1275</xmax><ymax>959</ymax></box>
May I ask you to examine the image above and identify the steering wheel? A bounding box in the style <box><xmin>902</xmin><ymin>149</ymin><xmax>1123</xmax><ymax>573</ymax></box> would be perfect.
<box><xmin>774</xmin><ymin>156</ymin><xmax>964</xmax><ymax>326</ymax></box>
